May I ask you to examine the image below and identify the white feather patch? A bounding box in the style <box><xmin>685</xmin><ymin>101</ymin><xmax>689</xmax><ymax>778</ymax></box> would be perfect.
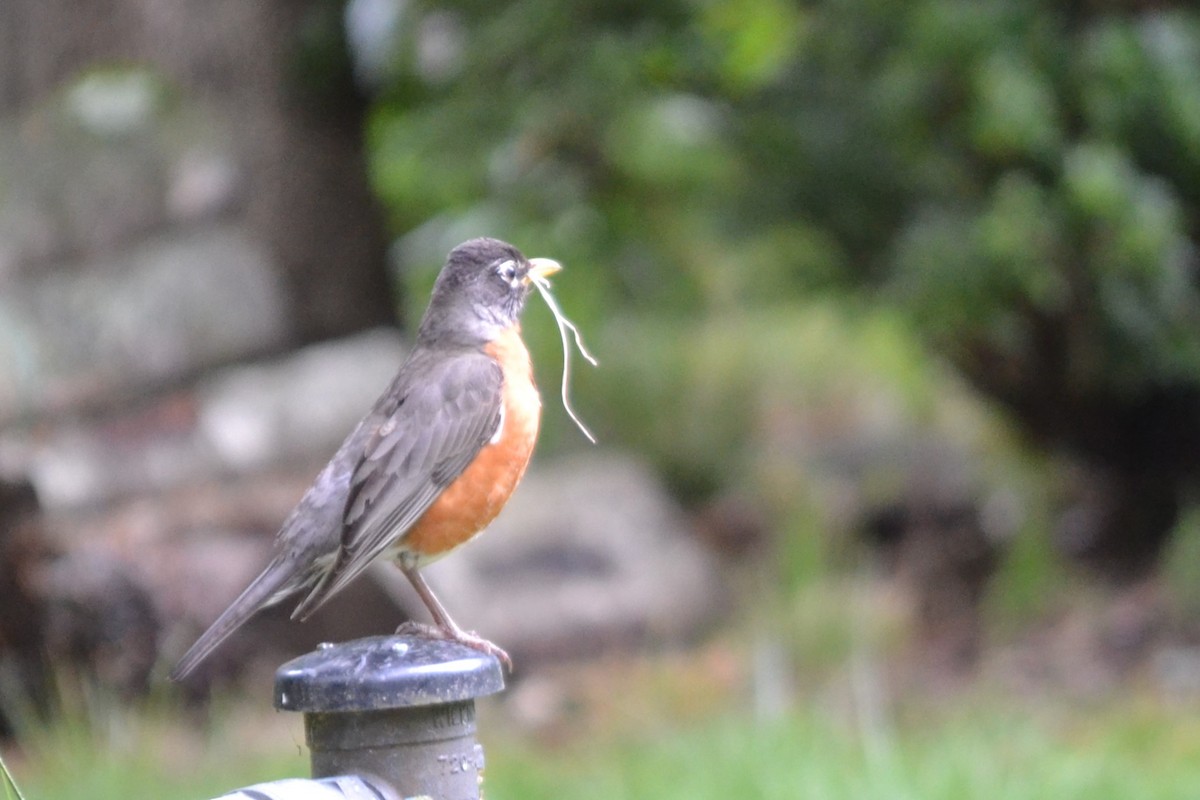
<box><xmin>490</xmin><ymin>403</ymin><xmax>506</xmax><ymax>444</ymax></box>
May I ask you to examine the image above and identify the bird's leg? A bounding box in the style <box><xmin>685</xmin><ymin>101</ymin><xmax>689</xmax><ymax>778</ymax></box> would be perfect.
<box><xmin>396</xmin><ymin>565</ymin><xmax>512</xmax><ymax>670</ymax></box>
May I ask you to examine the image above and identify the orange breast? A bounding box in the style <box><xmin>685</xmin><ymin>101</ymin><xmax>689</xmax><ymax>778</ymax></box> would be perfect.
<box><xmin>399</xmin><ymin>325</ymin><xmax>541</xmax><ymax>564</ymax></box>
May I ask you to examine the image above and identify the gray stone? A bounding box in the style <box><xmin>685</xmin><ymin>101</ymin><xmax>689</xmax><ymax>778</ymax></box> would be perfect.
<box><xmin>11</xmin><ymin>328</ymin><xmax>405</xmax><ymax>510</ymax></box>
<box><xmin>0</xmin><ymin>66</ymin><xmax>231</xmax><ymax>276</ymax></box>
<box><xmin>197</xmin><ymin>328</ymin><xmax>407</xmax><ymax>472</ymax></box>
<box><xmin>0</xmin><ymin>224</ymin><xmax>288</xmax><ymax>424</ymax></box>
<box><xmin>375</xmin><ymin>452</ymin><xmax>723</xmax><ymax>661</ymax></box>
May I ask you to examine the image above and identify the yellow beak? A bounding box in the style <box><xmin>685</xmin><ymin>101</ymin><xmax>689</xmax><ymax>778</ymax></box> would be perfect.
<box><xmin>526</xmin><ymin>258</ymin><xmax>562</xmax><ymax>282</ymax></box>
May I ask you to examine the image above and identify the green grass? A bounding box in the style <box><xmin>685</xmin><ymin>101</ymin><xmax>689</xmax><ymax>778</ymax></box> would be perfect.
<box><xmin>486</xmin><ymin>697</ymin><xmax>1200</xmax><ymax>800</ymax></box>
<box><xmin>5</xmin><ymin>657</ymin><xmax>1200</xmax><ymax>800</ymax></box>
<box><xmin>4</xmin><ymin>694</ymin><xmax>305</xmax><ymax>800</ymax></box>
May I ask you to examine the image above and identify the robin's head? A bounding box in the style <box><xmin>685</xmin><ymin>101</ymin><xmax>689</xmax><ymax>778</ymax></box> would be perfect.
<box><xmin>417</xmin><ymin>238</ymin><xmax>561</xmax><ymax>346</ymax></box>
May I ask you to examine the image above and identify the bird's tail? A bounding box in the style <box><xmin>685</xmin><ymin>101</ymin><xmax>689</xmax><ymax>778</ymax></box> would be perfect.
<box><xmin>169</xmin><ymin>557</ymin><xmax>298</xmax><ymax>681</ymax></box>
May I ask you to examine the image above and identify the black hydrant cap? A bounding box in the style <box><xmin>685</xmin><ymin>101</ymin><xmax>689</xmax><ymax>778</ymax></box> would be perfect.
<box><xmin>274</xmin><ymin>635</ymin><xmax>505</xmax><ymax>712</ymax></box>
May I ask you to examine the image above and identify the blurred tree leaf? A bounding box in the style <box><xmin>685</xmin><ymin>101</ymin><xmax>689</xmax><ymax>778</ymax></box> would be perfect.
<box><xmin>365</xmin><ymin>0</ymin><xmax>1200</xmax><ymax>573</ymax></box>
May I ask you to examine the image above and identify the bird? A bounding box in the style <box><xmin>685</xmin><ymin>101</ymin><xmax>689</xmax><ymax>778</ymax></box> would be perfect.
<box><xmin>170</xmin><ymin>237</ymin><xmax>561</xmax><ymax>679</ymax></box>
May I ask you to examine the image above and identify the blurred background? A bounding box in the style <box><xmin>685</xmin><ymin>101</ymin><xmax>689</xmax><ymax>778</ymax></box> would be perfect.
<box><xmin>3</xmin><ymin>0</ymin><xmax>1200</xmax><ymax>797</ymax></box>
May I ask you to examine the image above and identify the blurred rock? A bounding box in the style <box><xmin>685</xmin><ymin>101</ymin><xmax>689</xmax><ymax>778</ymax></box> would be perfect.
<box><xmin>0</xmin><ymin>1</ymin><xmax>401</xmax><ymax>707</ymax></box>
<box><xmin>382</xmin><ymin>452</ymin><xmax>724</xmax><ymax>663</ymax></box>
<box><xmin>6</xmin><ymin>328</ymin><xmax>405</xmax><ymax>510</ymax></box>
<box><xmin>41</xmin><ymin>448</ymin><xmax>720</xmax><ymax>688</ymax></box>
<box><xmin>853</xmin><ymin>438</ymin><xmax>1017</xmax><ymax>676</ymax></box>
<box><xmin>0</xmin><ymin>71</ymin><xmax>295</xmax><ymax>423</ymax></box>
<box><xmin>0</xmin><ymin>66</ymin><xmax>243</xmax><ymax>279</ymax></box>
<box><xmin>866</xmin><ymin>496</ymin><xmax>999</xmax><ymax>675</ymax></box>
<box><xmin>981</xmin><ymin>575</ymin><xmax>1178</xmax><ymax>699</ymax></box>
<box><xmin>0</xmin><ymin>327</ymin><xmax>409</xmax><ymax>699</ymax></box>
<box><xmin>691</xmin><ymin>490</ymin><xmax>769</xmax><ymax>560</ymax></box>
<box><xmin>0</xmin><ymin>47</ymin><xmax>396</xmax><ymax>425</ymax></box>
<box><xmin>1055</xmin><ymin>462</ymin><xmax>1180</xmax><ymax>585</ymax></box>
<box><xmin>1154</xmin><ymin>644</ymin><xmax>1200</xmax><ymax>700</ymax></box>
<box><xmin>0</xmin><ymin>332</ymin><xmax>724</xmax><ymax>685</ymax></box>
<box><xmin>35</xmin><ymin>548</ymin><xmax>160</xmax><ymax>697</ymax></box>
<box><xmin>0</xmin><ymin>476</ymin><xmax>159</xmax><ymax>730</ymax></box>
<box><xmin>65</xmin><ymin>68</ymin><xmax>163</xmax><ymax>138</ymax></box>
<box><xmin>0</xmin><ymin>225</ymin><xmax>288</xmax><ymax>424</ymax></box>
<box><xmin>167</xmin><ymin>150</ymin><xmax>240</xmax><ymax>222</ymax></box>
<box><xmin>196</xmin><ymin>328</ymin><xmax>406</xmax><ymax>473</ymax></box>
<box><xmin>1097</xmin><ymin>575</ymin><xmax>1167</xmax><ymax>672</ymax></box>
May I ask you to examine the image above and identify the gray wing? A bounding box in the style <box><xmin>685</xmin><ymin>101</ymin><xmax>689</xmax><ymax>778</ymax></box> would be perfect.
<box><xmin>290</xmin><ymin>348</ymin><xmax>503</xmax><ymax>620</ymax></box>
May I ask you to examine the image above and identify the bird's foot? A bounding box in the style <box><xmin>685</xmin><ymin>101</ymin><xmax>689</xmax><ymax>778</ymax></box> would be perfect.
<box><xmin>395</xmin><ymin>621</ymin><xmax>512</xmax><ymax>671</ymax></box>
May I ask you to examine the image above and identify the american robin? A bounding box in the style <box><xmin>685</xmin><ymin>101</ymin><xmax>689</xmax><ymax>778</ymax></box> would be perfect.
<box><xmin>170</xmin><ymin>238</ymin><xmax>560</xmax><ymax>678</ymax></box>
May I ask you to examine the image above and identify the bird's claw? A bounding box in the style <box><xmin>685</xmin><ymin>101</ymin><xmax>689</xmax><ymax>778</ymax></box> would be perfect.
<box><xmin>395</xmin><ymin>621</ymin><xmax>512</xmax><ymax>671</ymax></box>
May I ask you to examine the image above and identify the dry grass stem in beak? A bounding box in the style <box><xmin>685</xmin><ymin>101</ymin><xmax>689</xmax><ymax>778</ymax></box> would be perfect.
<box><xmin>529</xmin><ymin>260</ymin><xmax>598</xmax><ymax>444</ymax></box>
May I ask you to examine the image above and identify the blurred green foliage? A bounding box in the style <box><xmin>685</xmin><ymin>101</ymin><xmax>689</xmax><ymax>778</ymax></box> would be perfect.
<box><xmin>1163</xmin><ymin>507</ymin><xmax>1200</xmax><ymax>615</ymax></box>
<box><xmin>365</xmin><ymin>0</ymin><xmax>1200</xmax><ymax>584</ymax></box>
<box><xmin>370</xmin><ymin>1</ymin><xmax>1200</xmax><ymax>403</ymax></box>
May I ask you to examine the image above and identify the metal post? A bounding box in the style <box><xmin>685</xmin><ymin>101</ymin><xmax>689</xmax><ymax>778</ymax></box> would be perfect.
<box><xmin>274</xmin><ymin>635</ymin><xmax>506</xmax><ymax>800</ymax></box>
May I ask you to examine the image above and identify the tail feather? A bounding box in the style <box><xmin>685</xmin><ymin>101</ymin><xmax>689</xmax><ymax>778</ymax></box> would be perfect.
<box><xmin>169</xmin><ymin>558</ymin><xmax>298</xmax><ymax>681</ymax></box>
<box><xmin>288</xmin><ymin>570</ymin><xmax>334</xmax><ymax>623</ymax></box>
<box><xmin>288</xmin><ymin>548</ymin><xmax>356</xmax><ymax>623</ymax></box>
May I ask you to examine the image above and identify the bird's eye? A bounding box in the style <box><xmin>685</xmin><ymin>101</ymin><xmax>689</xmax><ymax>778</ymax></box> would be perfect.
<box><xmin>494</xmin><ymin>259</ymin><xmax>519</xmax><ymax>283</ymax></box>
